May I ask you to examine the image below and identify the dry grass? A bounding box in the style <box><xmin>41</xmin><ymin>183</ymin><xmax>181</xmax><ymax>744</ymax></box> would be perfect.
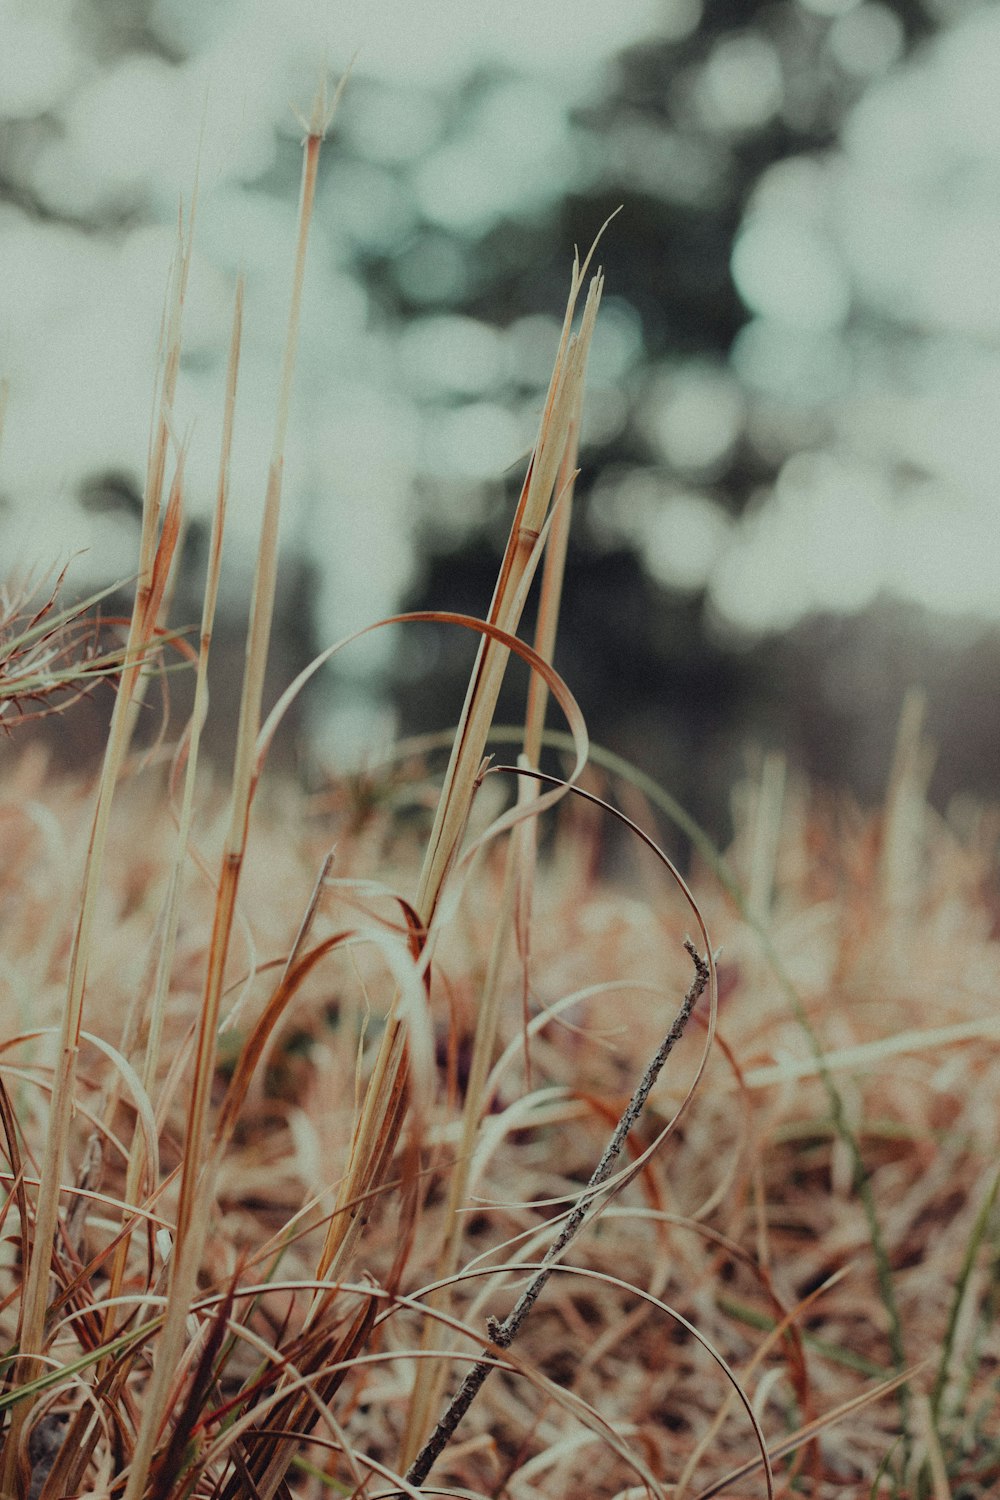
<box><xmin>0</xmin><ymin>570</ymin><xmax>148</xmax><ymax>732</ymax></box>
<box><xmin>1</xmin><ymin>715</ymin><xmax>997</xmax><ymax>1497</ymax></box>
<box><xmin>0</xmin><ymin>76</ymin><xmax>996</xmax><ymax>1500</ymax></box>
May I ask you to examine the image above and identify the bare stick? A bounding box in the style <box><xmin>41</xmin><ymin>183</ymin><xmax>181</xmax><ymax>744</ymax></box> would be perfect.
<box><xmin>403</xmin><ymin>940</ymin><xmax>710</xmax><ymax>1491</ymax></box>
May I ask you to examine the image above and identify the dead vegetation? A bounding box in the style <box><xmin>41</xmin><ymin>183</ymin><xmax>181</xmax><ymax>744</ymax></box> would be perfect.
<box><xmin>0</xmin><ymin>73</ymin><xmax>995</xmax><ymax>1500</ymax></box>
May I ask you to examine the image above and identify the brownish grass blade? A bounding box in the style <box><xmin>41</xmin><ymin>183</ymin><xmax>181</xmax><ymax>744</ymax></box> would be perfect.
<box><xmin>691</xmin><ymin>1363</ymin><xmax>925</xmax><ymax>1500</ymax></box>
<box><xmin>0</xmin><ymin>196</ymin><xmax>199</xmax><ymax>1498</ymax></box>
<box><xmin>0</xmin><ymin>1082</ymin><xmax>29</xmax><ymax>1347</ymax></box>
<box><xmin>146</xmin><ymin>1273</ymin><xmax>239</xmax><ymax>1500</ymax></box>
<box><xmin>310</xmin><ymin>247</ymin><xmax>605</xmax><ymax>1303</ymax></box>
<box><xmin>400</xmin><ymin>381</ymin><xmax>586</xmax><ymax>1469</ymax></box>
<box><xmin>120</xmin><ymin>80</ymin><xmax>335</xmax><ymax>1500</ymax></box>
<box><xmin>219</xmin><ymin>1290</ymin><xmax>379</xmax><ymax>1500</ymax></box>
<box><xmin>100</xmin><ymin>276</ymin><xmax>245</xmax><ymax>1356</ymax></box>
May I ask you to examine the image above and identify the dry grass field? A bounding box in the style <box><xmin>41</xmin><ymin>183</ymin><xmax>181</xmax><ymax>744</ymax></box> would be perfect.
<box><xmin>0</xmin><ymin>82</ymin><xmax>996</xmax><ymax>1500</ymax></box>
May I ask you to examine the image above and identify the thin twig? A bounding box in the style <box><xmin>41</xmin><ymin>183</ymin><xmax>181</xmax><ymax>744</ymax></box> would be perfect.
<box><xmin>403</xmin><ymin>940</ymin><xmax>709</xmax><ymax>1491</ymax></box>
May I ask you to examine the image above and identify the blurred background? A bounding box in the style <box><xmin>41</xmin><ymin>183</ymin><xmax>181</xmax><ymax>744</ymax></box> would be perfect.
<box><xmin>2</xmin><ymin>0</ymin><xmax>999</xmax><ymax>842</ymax></box>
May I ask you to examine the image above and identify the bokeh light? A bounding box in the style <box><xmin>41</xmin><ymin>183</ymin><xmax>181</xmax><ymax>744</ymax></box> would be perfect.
<box><xmin>1</xmin><ymin>0</ymin><xmax>998</xmax><ymax>780</ymax></box>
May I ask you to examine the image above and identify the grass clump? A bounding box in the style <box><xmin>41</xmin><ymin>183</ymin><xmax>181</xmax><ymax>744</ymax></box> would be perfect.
<box><xmin>0</xmin><ymin>77</ymin><xmax>996</xmax><ymax>1500</ymax></box>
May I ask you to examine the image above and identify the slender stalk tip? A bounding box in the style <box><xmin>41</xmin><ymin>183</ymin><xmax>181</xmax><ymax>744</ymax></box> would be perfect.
<box><xmin>294</xmin><ymin>57</ymin><xmax>355</xmax><ymax>142</ymax></box>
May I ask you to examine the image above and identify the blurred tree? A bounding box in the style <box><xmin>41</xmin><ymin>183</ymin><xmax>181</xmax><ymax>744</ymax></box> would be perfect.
<box><xmin>384</xmin><ymin>0</ymin><xmax>978</xmax><ymax>837</ymax></box>
<box><xmin>6</xmin><ymin>0</ymin><xmax>997</xmax><ymax>828</ymax></box>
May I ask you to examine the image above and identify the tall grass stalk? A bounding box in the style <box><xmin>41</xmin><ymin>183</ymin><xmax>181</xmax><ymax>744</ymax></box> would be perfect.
<box><xmin>99</xmin><ymin>276</ymin><xmax>245</xmax><ymax>1354</ymax></box>
<box><xmin>118</xmin><ymin>195</ymin><xmax>199</xmax><ymax>759</ymax></box>
<box><xmin>119</xmin><ymin>83</ymin><xmax>334</xmax><ymax>1500</ymax></box>
<box><xmin>0</xmin><ymin>203</ymin><xmax>194</xmax><ymax>1499</ymax></box>
<box><xmin>399</xmin><ymin>371</ymin><xmax>586</xmax><ymax>1467</ymax></box>
<box><xmin>311</xmin><ymin>236</ymin><xmax>606</xmax><ymax>1296</ymax></box>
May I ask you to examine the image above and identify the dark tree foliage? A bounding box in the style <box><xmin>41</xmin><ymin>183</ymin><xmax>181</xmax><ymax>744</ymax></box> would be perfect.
<box><xmin>387</xmin><ymin>0</ymin><xmax>1000</xmax><ymax>834</ymax></box>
